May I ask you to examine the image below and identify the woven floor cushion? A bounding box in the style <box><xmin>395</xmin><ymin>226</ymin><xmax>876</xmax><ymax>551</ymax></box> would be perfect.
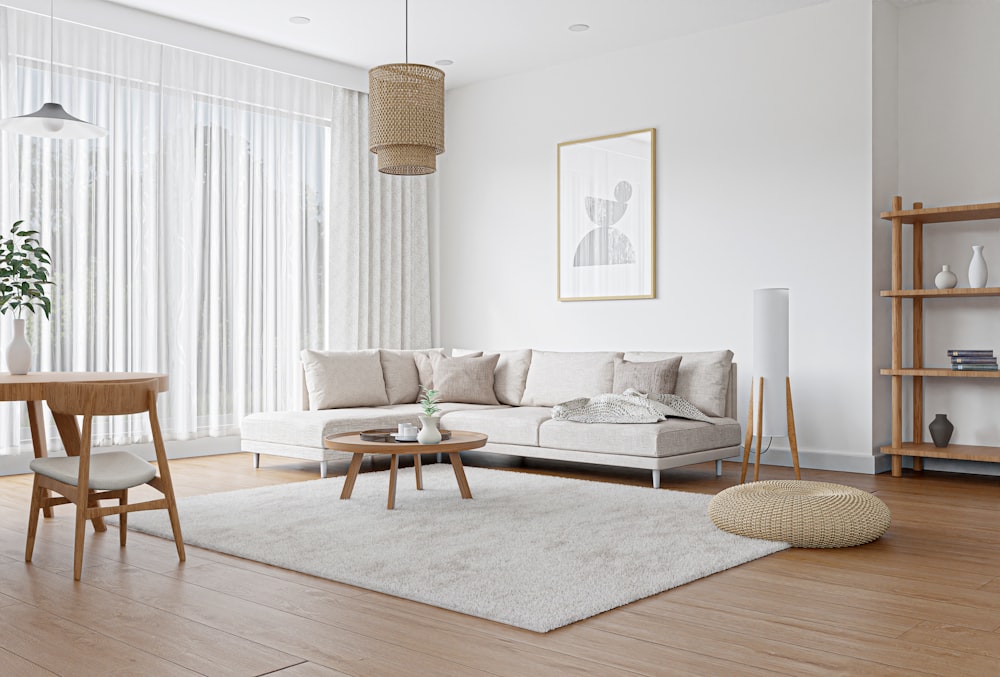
<box><xmin>708</xmin><ymin>480</ymin><xmax>891</xmax><ymax>548</ymax></box>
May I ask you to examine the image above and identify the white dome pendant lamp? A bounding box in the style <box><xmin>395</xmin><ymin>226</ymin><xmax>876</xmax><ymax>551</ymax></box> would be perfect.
<box><xmin>0</xmin><ymin>0</ymin><xmax>106</xmax><ymax>140</ymax></box>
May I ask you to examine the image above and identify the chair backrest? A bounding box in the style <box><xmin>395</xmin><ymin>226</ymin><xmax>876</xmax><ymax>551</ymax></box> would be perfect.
<box><xmin>44</xmin><ymin>378</ymin><xmax>159</xmax><ymax>417</ymax></box>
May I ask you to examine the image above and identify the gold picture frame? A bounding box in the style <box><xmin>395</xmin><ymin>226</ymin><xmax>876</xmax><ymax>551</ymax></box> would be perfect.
<box><xmin>557</xmin><ymin>128</ymin><xmax>656</xmax><ymax>301</ymax></box>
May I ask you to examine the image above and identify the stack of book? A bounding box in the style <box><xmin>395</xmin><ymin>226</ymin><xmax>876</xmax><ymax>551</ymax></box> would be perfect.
<box><xmin>948</xmin><ymin>349</ymin><xmax>998</xmax><ymax>371</ymax></box>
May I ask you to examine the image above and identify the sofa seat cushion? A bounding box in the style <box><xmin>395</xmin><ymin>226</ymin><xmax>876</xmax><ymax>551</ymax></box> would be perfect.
<box><xmin>242</xmin><ymin>403</ymin><xmax>506</xmax><ymax>448</ymax></box>
<box><xmin>440</xmin><ymin>406</ymin><xmax>551</xmax><ymax>446</ymax></box>
<box><xmin>537</xmin><ymin>417</ymin><xmax>741</xmax><ymax>458</ymax></box>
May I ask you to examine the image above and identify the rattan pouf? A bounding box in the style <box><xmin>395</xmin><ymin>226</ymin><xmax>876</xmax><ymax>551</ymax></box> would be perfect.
<box><xmin>708</xmin><ymin>480</ymin><xmax>891</xmax><ymax>548</ymax></box>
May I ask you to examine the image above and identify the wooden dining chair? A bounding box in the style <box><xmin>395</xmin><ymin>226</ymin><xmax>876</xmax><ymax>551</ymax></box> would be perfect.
<box><xmin>25</xmin><ymin>378</ymin><xmax>185</xmax><ymax>581</ymax></box>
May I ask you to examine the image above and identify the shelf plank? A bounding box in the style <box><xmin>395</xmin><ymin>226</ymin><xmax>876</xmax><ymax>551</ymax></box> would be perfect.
<box><xmin>880</xmin><ymin>368</ymin><xmax>1000</xmax><ymax>378</ymax></box>
<box><xmin>880</xmin><ymin>288</ymin><xmax>1000</xmax><ymax>298</ymax></box>
<box><xmin>880</xmin><ymin>201</ymin><xmax>1000</xmax><ymax>224</ymax></box>
<box><xmin>880</xmin><ymin>443</ymin><xmax>1000</xmax><ymax>463</ymax></box>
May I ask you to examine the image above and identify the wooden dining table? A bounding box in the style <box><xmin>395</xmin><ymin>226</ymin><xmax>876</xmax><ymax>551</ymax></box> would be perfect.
<box><xmin>0</xmin><ymin>372</ymin><xmax>169</xmax><ymax>530</ymax></box>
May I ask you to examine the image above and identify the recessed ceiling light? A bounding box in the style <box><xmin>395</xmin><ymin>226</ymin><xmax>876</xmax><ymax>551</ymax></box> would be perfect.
<box><xmin>435</xmin><ymin>59</ymin><xmax>454</xmax><ymax>66</ymax></box>
<box><xmin>289</xmin><ymin>16</ymin><xmax>311</xmax><ymax>25</ymax></box>
<box><xmin>568</xmin><ymin>24</ymin><xmax>590</xmax><ymax>32</ymax></box>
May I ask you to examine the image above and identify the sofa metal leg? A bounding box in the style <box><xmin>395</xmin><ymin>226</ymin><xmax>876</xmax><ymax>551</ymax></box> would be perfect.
<box><xmin>715</xmin><ymin>460</ymin><xmax>723</xmax><ymax>477</ymax></box>
<box><xmin>652</xmin><ymin>469</ymin><xmax>661</xmax><ymax>489</ymax></box>
<box><xmin>436</xmin><ymin>452</ymin><xmax>442</xmax><ymax>464</ymax></box>
<box><xmin>320</xmin><ymin>460</ymin><xmax>328</xmax><ymax>479</ymax></box>
<box><xmin>252</xmin><ymin>453</ymin><xmax>259</xmax><ymax>469</ymax></box>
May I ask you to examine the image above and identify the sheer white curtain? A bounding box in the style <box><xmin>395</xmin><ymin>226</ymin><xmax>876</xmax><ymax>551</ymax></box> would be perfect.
<box><xmin>0</xmin><ymin>7</ymin><xmax>432</xmax><ymax>455</ymax></box>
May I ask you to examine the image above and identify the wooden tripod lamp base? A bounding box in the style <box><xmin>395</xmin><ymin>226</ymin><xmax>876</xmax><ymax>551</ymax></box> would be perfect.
<box><xmin>740</xmin><ymin>376</ymin><xmax>801</xmax><ymax>483</ymax></box>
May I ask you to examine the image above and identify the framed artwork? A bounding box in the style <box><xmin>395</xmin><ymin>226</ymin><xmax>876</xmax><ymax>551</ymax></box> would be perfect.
<box><xmin>557</xmin><ymin>128</ymin><xmax>656</xmax><ymax>301</ymax></box>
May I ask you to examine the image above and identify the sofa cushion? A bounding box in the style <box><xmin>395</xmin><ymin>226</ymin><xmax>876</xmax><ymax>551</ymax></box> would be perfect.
<box><xmin>440</xmin><ymin>406</ymin><xmax>551</xmax><ymax>446</ymax></box>
<box><xmin>612</xmin><ymin>356</ymin><xmax>682</xmax><ymax>395</ymax></box>
<box><xmin>538</xmin><ymin>417</ymin><xmax>741</xmax><ymax>458</ymax></box>
<box><xmin>379</xmin><ymin>350</ymin><xmax>421</xmax><ymax>404</ymax></box>
<box><xmin>520</xmin><ymin>351</ymin><xmax>622</xmax><ymax>407</ymax></box>
<box><xmin>414</xmin><ymin>351</ymin><xmax>480</xmax><ymax>393</ymax></box>
<box><xmin>623</xmin><ymin>350</ymin><xmax>733</xmax><ymax>417</ymax></box>
<box><xmin>242</xmin><ymin>403</ymin><xmax>505</xmax><ymax>449</ymax></box>
<box><xmin>301</xmin><ymin>349</ymin><xmax>389</xmax><ymax>410</ymax></box>
<box><xmin>453</xmin><ymin>348</ymin><xmax>533</xmax><ymax>406</ymax></box>
<box><xmin>434</xmin><ymin>353</ymin><xmax>501</xmax><ymax>405</ymax></box>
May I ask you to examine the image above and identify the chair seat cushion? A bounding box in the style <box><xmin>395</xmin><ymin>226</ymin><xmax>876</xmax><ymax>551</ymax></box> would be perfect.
<box><xmin>708</xmin><ymin>480</ymin><xmax>891</xmax><ymax>548</ymax></box>
<box><xmin>30</xmin><ymin>451</ymin><xmax>157</xmax><ymax>491</ymax></box>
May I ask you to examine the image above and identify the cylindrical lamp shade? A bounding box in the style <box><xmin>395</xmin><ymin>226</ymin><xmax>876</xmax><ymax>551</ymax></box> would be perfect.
<box><xmin>368</xmin><ymin>63</ymin><xmax>444</xmax><ymax>175</ymax></box>
<box><xmin>753</xmin><ymin>288</ymin><xmax>789</xmax><ymax>437</ymax></box>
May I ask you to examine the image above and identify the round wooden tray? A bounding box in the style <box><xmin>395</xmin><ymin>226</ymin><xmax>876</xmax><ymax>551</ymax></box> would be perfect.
<box><xmin>359</xmin><ymin>428</ymin><xmax>452</xmax><ymax>443</ymax></box>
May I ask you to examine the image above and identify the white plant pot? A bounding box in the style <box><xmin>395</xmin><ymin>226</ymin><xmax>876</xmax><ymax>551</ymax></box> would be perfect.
<box><xmin>417</xmin><ymin>415</ymin><xmax>442</xmax><ymax>444</ymax></box>
<box><xmin>6</xmin><ymin>318</ymin><xmax>32</xmax><ymax>375</ymax></box>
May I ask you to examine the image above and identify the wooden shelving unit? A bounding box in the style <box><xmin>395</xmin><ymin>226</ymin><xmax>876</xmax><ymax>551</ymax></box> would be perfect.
<box><xmin>880</xmin><ymin>197</ymin><xmax>1000</xmax><ymax>476</ymax></box>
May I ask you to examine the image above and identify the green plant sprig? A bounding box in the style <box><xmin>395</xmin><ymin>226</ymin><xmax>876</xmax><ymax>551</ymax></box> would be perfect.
<box><xmin>0</xmin><ymin>221</ymin><xmax>53</xmax><ymax>319</ymax></box>
<box><xmin>419</xmin><ymin>386</ymin><xmax>441</xmax><ymax>417</ymax></box>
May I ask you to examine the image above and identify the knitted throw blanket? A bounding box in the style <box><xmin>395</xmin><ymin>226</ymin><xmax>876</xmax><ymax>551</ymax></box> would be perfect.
<box><xmin>551</xmin><ymin>389</ymin><xmax>717</xmax><ymax>424</ymax></box>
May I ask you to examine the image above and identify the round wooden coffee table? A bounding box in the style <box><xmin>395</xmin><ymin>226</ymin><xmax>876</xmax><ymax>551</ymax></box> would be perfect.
<box><xmin>324</xmin><ymin>430</ymin><xmax>488</xmax><ymax>509</ymax></box>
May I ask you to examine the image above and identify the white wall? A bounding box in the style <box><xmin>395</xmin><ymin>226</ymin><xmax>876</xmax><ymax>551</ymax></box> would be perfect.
<box><xmin>895</xmin><ymin>1</ymin><xmax>1000</xmax><ymax>475</ymax></box>
<box><xmin>439</xmin><ymin>0</ymin><xmax>877</xmax><ymax>472</ymax></box>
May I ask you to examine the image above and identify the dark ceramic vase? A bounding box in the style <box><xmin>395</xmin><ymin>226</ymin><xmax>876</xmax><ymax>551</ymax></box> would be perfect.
<box><xmin>928</xmin><ymin>414</ymin><xmax>953</xmax><ymax>448</ymax></box>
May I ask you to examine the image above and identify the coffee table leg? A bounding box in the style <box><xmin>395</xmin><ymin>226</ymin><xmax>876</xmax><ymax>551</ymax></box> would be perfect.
<box><xmin>414</xmin><ymin>453</ymin><xmax>423</xmax><ymax>490</ymax></box>
<box><xmin>340</xmin><ymin>453</ymin><xmax>365</xmax><ymax>500</ymax></box>
<box><xmin>387</xmin><ymin>454</ymin><xmax>399</xmax><ymax>510</ymax></box>
<box><xmin>448</xmin><ymin>452</ymin><xmax>473</xmax><ymax>499</ymax></box>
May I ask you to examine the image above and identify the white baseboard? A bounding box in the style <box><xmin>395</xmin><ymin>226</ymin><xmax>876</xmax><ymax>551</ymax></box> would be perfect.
<box><xmin>0</xmin><ymin>435</ymin><xmax>243</xmax><ymax>477</ymax></box>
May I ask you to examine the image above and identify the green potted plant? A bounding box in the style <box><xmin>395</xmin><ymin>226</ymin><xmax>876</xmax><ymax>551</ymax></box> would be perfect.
<box><xmin>417</xmin><ymin>386</ymin><xmax>442</xmax><ymax>444</ymax></box>
<box><xmin>0</xmin><ymin>221</ymin><xmax>53</xmax><ymax>375</ymax></box>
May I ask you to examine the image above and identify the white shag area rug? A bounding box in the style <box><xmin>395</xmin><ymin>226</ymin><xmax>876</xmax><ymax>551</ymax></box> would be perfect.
<box><xmin>120</xmin><ymin>466</ymin><xmax>789</xmax><ymax>632</ymax></box>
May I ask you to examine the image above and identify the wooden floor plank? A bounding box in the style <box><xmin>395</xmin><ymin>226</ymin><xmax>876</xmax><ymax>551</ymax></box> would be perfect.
<box><xmin>0</xmin><ymin>454</ymin><xmax>998</xmax><ymax>676</ymax></box>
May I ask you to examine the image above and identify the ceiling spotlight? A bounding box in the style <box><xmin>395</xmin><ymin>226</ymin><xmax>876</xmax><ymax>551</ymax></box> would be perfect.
<box><xmin>289</xmin><ymin>16</ymin><xmax>311</xmax><ymax>25</ymax></box>
<box><xmin>568</xmin><ymin>24</ymin><xmax>590</xmax><ymax>32</ymax></box>
<box><xmin>435</xmin><ymin>59</ymin><xmax>454</xmax><ymax>66</ymax></box>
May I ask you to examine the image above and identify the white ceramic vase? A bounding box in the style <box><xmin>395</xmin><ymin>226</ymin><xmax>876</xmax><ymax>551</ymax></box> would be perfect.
<box><xmin>6</xmin><ymin>318</ymin><xmax>32</xmax><ymax>375</ymax></box>
<box><xmin>969</xmin><ymin>245</ymin><xmax>988</xmax><ymax>288</ymax></box>
<box><xmin>934</xmin><ymin>264</ymin><xmax>957</xmax><ymax>289</ymax></box>
<box><xmin>417</xmin><ymin>415</ymin><xmax>442</xmax><ymax>444</ymax></box>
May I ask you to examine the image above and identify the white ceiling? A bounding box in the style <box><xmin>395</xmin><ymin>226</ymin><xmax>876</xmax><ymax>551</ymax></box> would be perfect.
<box><xmin>92</xmin><ymin>0</ymin><xmax>832</xmax><ymax>88</ymax></box>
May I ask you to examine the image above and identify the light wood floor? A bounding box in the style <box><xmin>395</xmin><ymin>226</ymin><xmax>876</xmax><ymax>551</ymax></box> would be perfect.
<box><xmin>0</xmin><ymin>452</ymin><xmax>998</xmax><ymax>676</ymax></box>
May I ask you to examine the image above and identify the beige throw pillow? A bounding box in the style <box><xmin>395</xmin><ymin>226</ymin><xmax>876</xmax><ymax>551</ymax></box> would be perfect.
<box><xmin>434</xmin><ymin>353</ymin><xmax>501</xmax><ymax>405</ymax></box>
<box><xmin>623</xmin><ymin>350</ymin><xmax>734</xmax><ymax>417</ymax></box>
<box><xmin>300</xmin><ymin>349</ymin><xmax>389</xmax><ymax>410</ymax></box>
<box><xmin>452</xmin><ymin>348</ymin><xmax>533</xmax><ymax>405</ymax></box>
<box><xmin>379</xmin><ymin>350</ymin><xmax>422</xmax><ymax>404</ymax></box>
<box><xmin>414</xmin><ymin>351</ymin><xmax>481</xmax><ymax>395</ymax></box>
<box><xmin>612</xmin><ymin>356</ymin><xmax>682</xmax><ymax>395</ymax></box>
<box><xmin>520</xmin><ymin>351</ymin><xmax>622</xmax><ymax>407</ymax></box>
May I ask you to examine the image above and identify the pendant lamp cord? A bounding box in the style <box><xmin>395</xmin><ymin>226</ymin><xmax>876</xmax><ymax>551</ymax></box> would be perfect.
<box><xmin>49</xmin><ymin>0</ymin><xmax>54</xmax><ymax>101</ymax></box>
<box><xmin>404</xmin><ymin>0</ymin><xmax>409</xmax><ymax>64</ymax></box>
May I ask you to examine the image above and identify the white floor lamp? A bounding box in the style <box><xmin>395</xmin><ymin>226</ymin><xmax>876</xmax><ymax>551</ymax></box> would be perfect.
<box><xmin>741</xmin><ymin>288</ymin><xmax>801</xmax><ymax>482</ymax></box>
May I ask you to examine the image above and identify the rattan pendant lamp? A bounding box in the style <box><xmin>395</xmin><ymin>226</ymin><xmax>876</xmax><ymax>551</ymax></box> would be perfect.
<box><xmin>368</xmin><ymin>0</ymin><xmax>444</xmax><ymax>175</ymax></box>
<box><xmin>0</xmin><ymin>0</ymin><xmax>106</xmax><ymax>140</ymax></box>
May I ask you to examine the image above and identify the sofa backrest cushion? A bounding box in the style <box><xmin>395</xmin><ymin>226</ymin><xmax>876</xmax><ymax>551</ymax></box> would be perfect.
<box><xmin>623</xmin><ymin>350</ymin><xmax>734</xmax><ymax>417</ymax></box>
<box><xmin>520</xmin><ymin>351</ymin><xmax>622</xmax><ymax>407</ymax></box>
<box><xmin>301</xmin><ymin>349</ymin><xmax>389</xmax><ymax>409</ymax></box>
<box><xmin>452</xmin><ymin>348</ymin><xmax>532</xmax><ymax>405</ymax></box>
<box><xmin>434</xmin><ymin>353</ymin><xmax>501</xmax><ymax>405</ymax></box>
<box><xmin>379</xmin><ymin>349</ymin><xmax>425</xmax><ymax>405</ymax></box>
<box><xmin>612</xmin><ymin>356</ymin><xmax>682</xmax><ymax>395</ymax></box>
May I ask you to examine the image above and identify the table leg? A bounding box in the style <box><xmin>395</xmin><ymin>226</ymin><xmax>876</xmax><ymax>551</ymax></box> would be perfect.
<box><xmin>340</xmin><ymin>453</ymin><xmax>365</xmax><ymax>500</ymax></box>
<box><xmin>387</xmin><ymin>454</ymin><xmax>399</xmax><ymax>510</ymax></box>
<box><xmin>448</xmin><ymin>452</ymin><xmax>473</xmax><ymax>499</ymax></box>
<box><xmin>50</xmin><ymin>411</ymin><xmax>106</xmax><ymax>532</ymax></box>
<box><xmin>26</xmin><ymin>401</ymin><xmax>52</xmax><ymax>518</ymax></box>
<box><xmin>414</xmin><ymin>452</ymin><xmax>423</xmax><ymax>490</ymax></box>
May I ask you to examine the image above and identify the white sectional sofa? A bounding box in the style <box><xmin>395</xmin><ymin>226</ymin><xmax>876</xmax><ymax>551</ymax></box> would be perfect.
<box><xmin>241</xmin><ymin>348</ymin><xmax>741</xmax><ymax>488</ymax></box>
